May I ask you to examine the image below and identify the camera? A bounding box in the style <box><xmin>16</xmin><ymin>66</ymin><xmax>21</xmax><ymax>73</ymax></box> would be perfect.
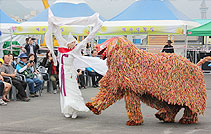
<box><xmin>31</xmin><ymin>38</ymin><xmax>36</xmax><ymax>40</ymax></box>
<box><xmin>29</xmin><ymin>60</ymin><xmax>34</xmax><ymax>63</ymax></box>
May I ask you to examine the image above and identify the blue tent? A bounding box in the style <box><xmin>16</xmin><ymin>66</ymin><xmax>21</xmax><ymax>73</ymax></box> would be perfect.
<box><xmin>28</xmin><ymin>2</ymin><xmax>105</xmax><ymax>22</ymax></box>
<box><xmin>0</xmin><ymin>9</ymin><xmax>18</xmax><ymax>35</ymax></box>
<box><xmin>0</xmin><ymin>9</ymin><xmax>18</xmax><ymax>23</ymax></box>
<box><xmin>109</xmin><ymin>0</ymin><xmax>190</xmax><ymax>21</ymax></box>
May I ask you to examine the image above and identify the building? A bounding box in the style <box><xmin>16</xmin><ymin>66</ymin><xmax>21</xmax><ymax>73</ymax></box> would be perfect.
<box><xmin>200</xmin><ymin>0</ymin><xmax>208</xmax><ymax>19</ymax></box>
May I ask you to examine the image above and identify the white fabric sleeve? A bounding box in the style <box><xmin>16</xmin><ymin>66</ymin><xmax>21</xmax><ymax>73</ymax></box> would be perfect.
<box><xmin>74</xmin><ymin>18</ymin><xmax>103</xmax><ymax>53</ymax></box>
<box><xmin>73</xmin><ymin>18</ymin><xmax>103</xmax><ymax>55</ymax></box>
<box><xmin>18</xmin><ymin>66</ymin><xmax>28</xmax><ymax>73</ymax></box>
<box><xmin>45</xmin><ymin>8</ymin><xmax>103</xmax><ymax>66</ymax></box>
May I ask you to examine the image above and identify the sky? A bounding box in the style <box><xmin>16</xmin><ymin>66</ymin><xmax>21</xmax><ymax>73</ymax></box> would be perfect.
<box><xmin>0</xmin><ymin>0</ymin><xmax>211</xmax><ymax>20</ymax></box>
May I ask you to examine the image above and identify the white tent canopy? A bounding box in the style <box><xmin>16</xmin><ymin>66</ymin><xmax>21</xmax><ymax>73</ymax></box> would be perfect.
<box><xmin>0</xmin><ymin>9</ymin><xmax>20</xmax><ymax>57</ymax></box>
<box><xmin>12</xmin><ymin>1</ymin><xmax>104</xmax><ymax>35</ymax></box>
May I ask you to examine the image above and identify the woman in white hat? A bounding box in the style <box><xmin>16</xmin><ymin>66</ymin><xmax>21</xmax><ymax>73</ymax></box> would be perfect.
<box><xmin>45</xmin><ymin>9</ymin><xmax>107</xmax><ymax>118</ymax></box>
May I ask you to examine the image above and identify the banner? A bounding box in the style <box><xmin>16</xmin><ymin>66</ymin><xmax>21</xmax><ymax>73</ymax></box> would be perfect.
<box><xmin>12</xmin><ymin>25</ymin><xmax>90</xmax><ymax>35</ymax></box>
<box><xmin>12</xmin><ymin>24</ymin><xmax>185</xmax><ymax>36</ymax></box>
<box><xmin>98</xmin><ymin>25</ymin><xmax>185</xmax><ymax>35</ymax></box>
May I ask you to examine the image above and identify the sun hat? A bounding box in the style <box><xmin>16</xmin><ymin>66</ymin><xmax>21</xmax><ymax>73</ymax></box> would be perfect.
<box><xmin>18</xmin><ymin>53</ymin><xmax>28</xmax><ymax>58</ymax></box>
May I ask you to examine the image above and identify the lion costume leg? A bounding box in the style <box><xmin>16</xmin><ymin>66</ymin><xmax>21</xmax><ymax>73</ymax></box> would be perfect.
<box><xmin>124</xmin><ymin>90</ymin><xmax>144</xmax><ymax>126</ymax></box>
<box><xmin>139</xmin><ymin>94</ymin><xmax>181</xmax><ymax>123</ymax></box>
<box><xmin>86</xmin><ymin>88</ymin><xmax>124</xmax><ymax>115</ymax></box>
<box><xmin>179</xmin><ymin>106</ymin><xmax>198</xmax><ymax>124</ymax></box>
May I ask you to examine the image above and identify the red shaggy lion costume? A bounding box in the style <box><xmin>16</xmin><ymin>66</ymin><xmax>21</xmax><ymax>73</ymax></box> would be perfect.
<box><xmin>86</xmin><ymin>36</ymin><xmax>209</xmax><ymax>126</ymax></box>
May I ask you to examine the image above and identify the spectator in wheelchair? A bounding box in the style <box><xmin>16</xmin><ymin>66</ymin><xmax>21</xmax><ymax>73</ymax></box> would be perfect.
<box><xmin>0</xmin><ymin>55</ymin><xmax>30</xmax><ymax>102</ymax></box>
<box><xmin>16</xmin><ymin>53</ymin><xmax>43</xmax><ymax>98</ymax></box>
<box><xmin>41</xmin><ymin>50</ymin><xmax>59</xmax><ymax>94</ymax></box>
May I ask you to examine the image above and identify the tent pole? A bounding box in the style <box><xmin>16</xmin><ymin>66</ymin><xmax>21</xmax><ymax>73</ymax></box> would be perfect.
<box><xmin>184</xmin><ymin>25</ymin><xmax>188</xmax><ymax>58</ymax></box>
<box><xmin>205</xmin><ymin>36</ymin><xmax>208</xmax><ymax>51</ymax></box>
<box><xmin>10</xmin><ymin>28</ymin><xmax>13</xmax><ymax>54</ymax></box>
<box><xmin>90</xmin><ymin>26</ymin><xmax>94</xmax><ymax>50</ymax></box>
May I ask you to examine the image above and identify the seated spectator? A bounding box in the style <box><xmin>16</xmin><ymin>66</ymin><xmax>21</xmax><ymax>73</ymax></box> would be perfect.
<box><xmin>8</xmin><ymin>53</ymin><xmax>17</xmax><ymax>69</ymax></box>
<box><xmin>28</xmin><ymin>54</ymin><xmax>39</xmax><ymax>74</ymax></box>
<box><xmin>0</xmin><ymin>80</ymin><xmax>7</xmax><ymax>106</ymax></box>
<box><xmin>0</xmin><ymin>55</ymin><xmax>30</xmax><ymax>102</ymax></box>
<box><xmin>77</xmin><ymin>69</ymin><xmax>86</xmax><ymax>89</ymax></box>
<box><xmin>86</xmin><ymin>67</ymin><xmax>103</xmax><ymax>88</ymax></box>
<box><xmin>84</xmin><ymin>43</ymin><xmax>91</xmax><ymax>56</ymax></box>
<box><xmin>41</xmin><ymin>51</ymin><xmax>59</xmax><ymax>94</ymax></box>
<box><xmin>0</xmin><ymin>75</ymin><xmax>11</xmax><ymax>104</ymax></box>
<box><xmin>85</xmin><ymin>49</ymin><xmax>103</xmax><ymax>87</ymax></box>
<box><xmin>91</xmin><ymin>49</ymin><xmax>98</xmax><ymax>57</ymax></box>
<box><xmin>16</xmin><ymin>53</ymin><xmax>43</xmax><ymax>97</ymax></box>
<box><xmin>0</xmin><ymin>60</ymin><xmax>3</xmax><ymax>67</ymax></box>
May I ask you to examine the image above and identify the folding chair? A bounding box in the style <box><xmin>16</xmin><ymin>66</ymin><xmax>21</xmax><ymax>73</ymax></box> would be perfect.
<box><xmin>37</xmin><ymin>66</ymin><xmax>52</xmax><ymax>93</ymax></box>
<box><xmin>17</xmin><ymin>74</ymin><xmax>31</xmax><ymax>98</ymax></box>
<box><xmin>3</xmin><ymin>76</ymin><xmax>17</xmax><ymax>101</ymax></box>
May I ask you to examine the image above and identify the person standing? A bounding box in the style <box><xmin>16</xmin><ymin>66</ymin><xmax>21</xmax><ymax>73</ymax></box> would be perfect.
<box><xmin>19</xmin><ymin>37</ymin><xmax>29</xmax><ymax>54</ymax></box>
<box><xmin>161</xmin><ymin>40</ymin><xmax>174</xmax><ymax>53</ymax></box>
<box><xmin>45</xmin><ymin>10</ymin><xmax>107</xmax><ymax>119</ymax></box>
<box><xmin>24</xmin><ymin>37</ymin><xmax>39</xmax><ymax>63</ymax></box>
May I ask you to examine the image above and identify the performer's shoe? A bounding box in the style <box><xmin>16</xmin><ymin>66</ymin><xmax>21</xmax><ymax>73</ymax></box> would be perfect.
<box><xmin>72</xmin><ymin>112</ymin><xmax>78</xmax><ymax>119</ymax></box>
<box><xmin>64</xmin><ymin>113</ymin><xmax>71</xmax><ymax>118</ymax></box>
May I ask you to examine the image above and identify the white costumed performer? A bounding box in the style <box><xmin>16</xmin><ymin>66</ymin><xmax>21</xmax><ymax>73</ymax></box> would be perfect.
<box><xmin>45</xmin><ymin>9</ymin><xmax>107</xmax><ymax>118</ymax></box>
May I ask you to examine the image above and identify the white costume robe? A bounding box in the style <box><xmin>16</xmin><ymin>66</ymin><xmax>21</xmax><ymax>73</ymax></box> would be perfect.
<box><xmin>45</xmin><ymin>9</ymin><xmax>107</xmax><ymax>115</ymax></box>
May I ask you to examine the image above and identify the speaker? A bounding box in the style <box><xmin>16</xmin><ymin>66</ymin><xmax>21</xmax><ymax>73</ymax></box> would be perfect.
<box><xmin>202</xmin><ymin>61</ymin><xmax>211</xmax><ymax>70</ymax></box>
<box><xmin>199</xmin><ymin>51</ymin><xmax>211</xmax><ymax>70</ymax></box>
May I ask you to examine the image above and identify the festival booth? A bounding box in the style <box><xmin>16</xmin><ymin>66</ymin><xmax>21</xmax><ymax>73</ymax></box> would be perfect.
<box><xmin>187</xmin><ymin>21</ymin><xmax>211</xmax><ymax>37</ymax></box>
<box><xmin>11</xmin><ymin>1</ymin><xmax>105</xmax><ymax>47</ymax></box>
<box><xmin>97</xmin><ymin>0</ymin><xmax>200</xmax><ymax>56</ymax></box>
<box><xmin>0</xmin><ymin>9</ymin><xmax>23</xmax><ymax>57</ymax></box>
<box><xmin>187</xmin><ymin>21</ymin><xmax>211</xmax><ymax>71</ymax></box>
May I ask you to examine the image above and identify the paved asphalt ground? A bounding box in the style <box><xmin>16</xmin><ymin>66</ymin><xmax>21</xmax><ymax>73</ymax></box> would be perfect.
<box><xmin>0</xmin><ymin>74</ymin><xmax>211</xmax><ymax>134</ymax></box>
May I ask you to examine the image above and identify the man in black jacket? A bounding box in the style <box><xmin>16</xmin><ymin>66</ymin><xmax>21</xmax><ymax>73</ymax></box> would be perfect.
<box><xmin>24</xmin><ymin>37</ymin><xmax>39</xmax><ymax>63</ymax></box>
<box><xmin>161</xmin><ymin>40</ymin><xmax>174</xmax><ymax>53</ymax></box>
